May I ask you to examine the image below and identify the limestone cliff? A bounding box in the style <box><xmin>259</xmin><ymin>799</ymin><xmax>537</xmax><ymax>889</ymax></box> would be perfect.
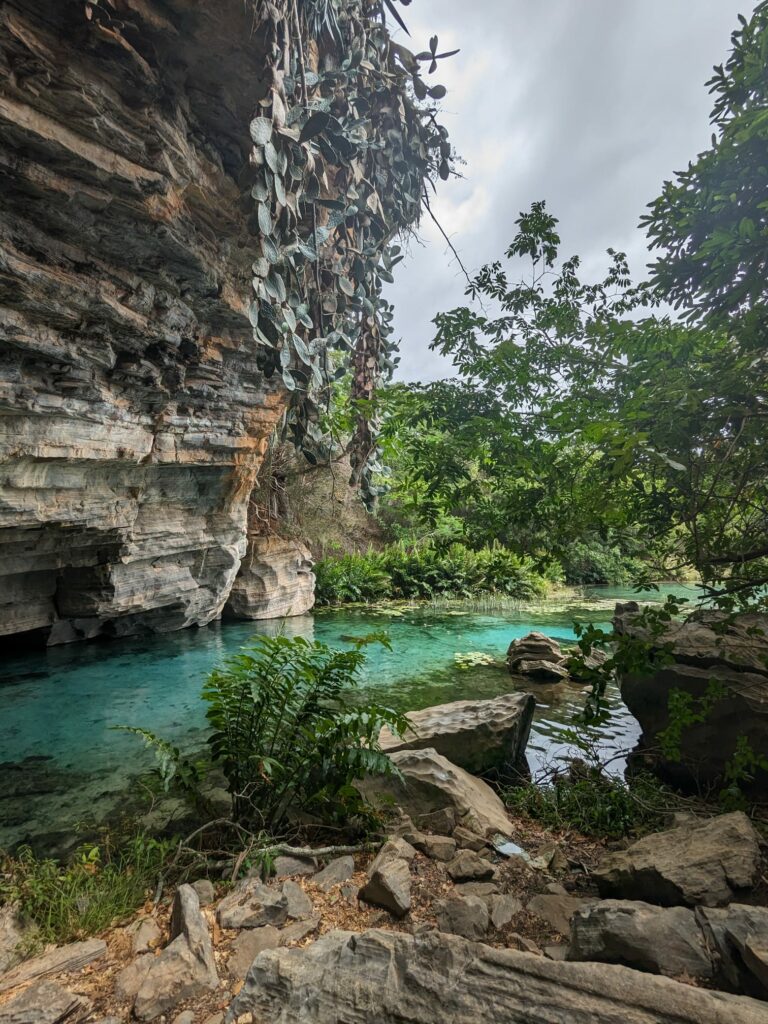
<box><xmin>0</xmin><ymin>0</ymin><xmax>287</xmax><ymax>643</ymax></box>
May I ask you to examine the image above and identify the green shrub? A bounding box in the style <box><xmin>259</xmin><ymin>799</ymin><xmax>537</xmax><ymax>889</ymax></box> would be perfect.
<box><xmin>315</xmin><ymin>542</ymin><xmax>550</xmax><ymax>605</ymax></box>
<box><xmin>314</xmin><ymin>552</ymin><xmax>392</xmax><ymax>604</ymax></box>
<box><xmin>0</xmin><ymin>833</ymin><xmax>173</xmax><ymax>947</ymax></box>
<box><xmin>504</xmin><ymin>764</ymin><xmax>674</xmax><ymax>839</ymax></box>
<box><xmin>128</xmin><ymin>634</ymin><xmax>407</xmax><ymax>833</ymax></box>
<box><xmin>560</xmin><ymin>539</ymin><xmax>646</xmax><ymax>586</ymax></box>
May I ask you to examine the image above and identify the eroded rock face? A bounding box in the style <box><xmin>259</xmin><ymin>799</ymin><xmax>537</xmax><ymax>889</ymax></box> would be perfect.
<box><xmin>616</xmin><ymin>606</ymin><xmax>768</xmax><ymax>792</ymax></box>
<box><xmin>378</xmin><ymin>693</ymin><xmax>534</xmax><ymax>775</ymax></box>
<box><xmin>593</xmin><ymin>812</ymin><xmax>762</xmax><ymax>908</ymax></box>
<box><xmin>225</xmin><ymin>535</ymin><xmax>314</xmax><ymax>621</ymax></box>
<box><xmin>227</xmin><ymin>926</ymin><xmax>768</xmax><ymax>1024</ymax></box>
<box><xmin>0</xmin><ymin>0</ymin><xmax>287</xmax><ymax>645</ymax></box>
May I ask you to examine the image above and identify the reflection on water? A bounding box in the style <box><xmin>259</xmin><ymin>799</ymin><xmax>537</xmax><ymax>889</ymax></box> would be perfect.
<box><xmin>0</xmin><ymin>583</ymin><xmax>699</xmax><ymax>848</ymax></box>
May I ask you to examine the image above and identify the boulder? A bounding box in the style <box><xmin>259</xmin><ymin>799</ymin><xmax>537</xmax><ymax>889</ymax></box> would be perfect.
<box><xmin>593</xmin><ymin>812</ymin><xmax>762</xmax><ymax>907</ymax></box>
<box><xmin>217</xmin><ymin>879</ymin><xmax>288</xmax><ymax>930</ymax></box>
<box><xmin>225</xmin><ymin>536</ymin><xmax>315</xmax><ymax>621</ymax></box>
<box><xmin>527</xmin><ymin>894</ymin><xmax>595</xmax><ymax>937</ymax></box>
<box><xmin>507</xmin><ymin>632</ymin><xmax>566</xmax><ymax>666</ymax></box>
<box><xmin>359</xmin><ymin>747</ymin><xmax>512</xmax><ymax>837</ymax></box>
<box><xmin>282</xmin><ymin>881</ymin><xmax>314</xmax><ymax>921</ymax></box>
<box><xmin>0</xmin><ymin>981</ymin><xmax>90</xmax><ymax>1024</ymax></box>
<box><xmin>227</xmin><ymin>926</ymin><xmax>768</xmax><ymax>1023</ymax></box>
<box><xmin>191</xmin><ymin>879</ymin><xmax>216</xmax><ymax>906</ymax></box>
<box><xmin>133</xmin><ymin>885</ymin><xmax>219</xmax><ymax>1021</ymax></box>
<box><xmin>313</xmin><ymin>856</ymin><xmax>355</xmax><ymax>891</ymax></box>
<box><xmin>378</xmin><ymin>693</ymin><xmax>534</xmax><ymax>774</ymax></box>
<box><xmin>368</xmin><ymin>838</ymin><xmax>417</xmax><ymax>874</ymax></box>
<box><xmin>697</xmin><ymin>904</ymin><xmax>768</xmax><ymax>997</ymax></box>
<box><xmin>418</xmin><ymin>834</ymin><xmax>457</xmax><ymax>862</ymax></box>
<box><xmin>569</xmin><ymin>900</ymin><xmax>714</xmax><ymax>980</ymax></box>
<box><xmin>274</xmin><ymin>855</ymin><xmax>318</xmax><ymax>878</ymax></box>
<box><xmin>453</xmin><ymin>826</ymin><xmax>488</xmax><ymax>852</ymax></box>
<box><xmin>359</xmin><ymin>859</ymin><xmax>411</xmax><ymax>918</ymax></box>
<box><xmin>615</xmin><ymin>607</ymin><xmax>768</xmax><ymax>794</ymax></box>
<box><xmin>435</xmin><ymin>893</ymin><xmax>489</xmax><ymax>940</ymax></box>
<box><xmin>512</xmin><ymin>659</ymin><xmax>571</xmax><ymax>682</ymax></box>
<box><xmin>446</xmin><ymin>850</ymin><xmax>495</xmax><ymax>883</ymax></box>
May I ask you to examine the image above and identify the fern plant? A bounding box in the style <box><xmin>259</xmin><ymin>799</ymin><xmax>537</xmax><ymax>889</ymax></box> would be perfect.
<box><xmin>123</xmin><ymin>633</ymin><xmax>406</xmax><ymax>833</ymax></box>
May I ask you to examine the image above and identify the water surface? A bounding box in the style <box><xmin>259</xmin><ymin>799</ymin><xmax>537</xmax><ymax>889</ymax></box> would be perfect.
<box><xmin>0</xmin><ymin>583</ymin><xmax>697</xmax><ymax>849</ymax></box>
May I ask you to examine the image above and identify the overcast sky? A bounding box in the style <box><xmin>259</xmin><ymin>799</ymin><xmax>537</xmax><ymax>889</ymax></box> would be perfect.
<box><xmin>386</xmin><ymin>0</ymin><xmax>745</xmax><ymax>381</ymax></box>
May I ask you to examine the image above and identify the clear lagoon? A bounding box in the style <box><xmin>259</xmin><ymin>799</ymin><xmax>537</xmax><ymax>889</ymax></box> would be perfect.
<box><xmin>0</xmin><ymin>583</ymin><xmax>697</xmax><ymax>850</ymax></box>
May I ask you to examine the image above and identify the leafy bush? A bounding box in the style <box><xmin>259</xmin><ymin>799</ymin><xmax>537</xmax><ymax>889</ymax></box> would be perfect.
<box><xmin>560</xmin><ymin>539</ymin><xmax>646</xmax><ymax>586</ymax></box>
<box><xmin>128</xmin><ymin>634</ymin><xmax>407</xmax><ymax>833</ymax></box>
<box><xmin>314</xmin><ymin>552</ymin><xmax>392</xmax><ymax>604</ymax></box>
<box><xmin>0</xmin><ymin>833</ymin><xmax>173</xmax><ymax>948</ymax></box>
<box><xmin>505</xmin><ymin>764</ymin><xmax>674</xmax><ymax>839</ymax></box>
<box><xmin>315</xmin><ymin>542</ymin><xmax>550</xmax><ymax>605</ymax></box>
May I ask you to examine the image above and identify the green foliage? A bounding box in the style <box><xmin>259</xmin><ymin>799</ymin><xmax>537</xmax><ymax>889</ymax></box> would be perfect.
<box><xmin>314</xmin><ymin>551</ymin><xmax>393</xmax><ymax>604</ymax></box>
<box><xmin>505</xmin><ymin>766</ymin><xmax>674</xmax><ymax>840</ymax></box>
<box><xmin>643</xmin><ymin>2</ymin><xmax>768</xmax><ymax>334</ymax></box>
<box><xmin>201</xmin><ymin>634</ymin><xmax>406</xmax><ymax>830</ymax></box>
<box><xmin>0</xmin><ymin>834</ymin><xmax>173</xmax><ymax>948</ymax></box>
<box><xmin>721</xmin><ymin>737</ymin><xmax>768</xmax><ymax>809</ymax></box>
<box><xmin>559</xmin><ymin>538</ymin><xmax>648</xmax><ymax>586</ymax></box>
<box><xmin>314</xmin><ymin>542</ymin><xmax>550</xmax><ymax>605</ymax></box>
<box><xmin>658</xmin><ymin>680</ymin><xmax>728</xmax><ymax>761</ymax></box>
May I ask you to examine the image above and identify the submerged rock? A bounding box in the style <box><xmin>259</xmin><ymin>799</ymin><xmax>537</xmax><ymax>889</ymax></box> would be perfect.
<box><xmin>378</xmin><ymin>693</ymin><xmax>534</xmax><ymax>774</ymax></box>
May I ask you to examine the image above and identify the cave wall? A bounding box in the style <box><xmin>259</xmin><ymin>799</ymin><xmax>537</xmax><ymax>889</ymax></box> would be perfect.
<box><xmin>0</xmin><ymin>0</ymin><xmax>288</xmax><ymax>644</ymax></box>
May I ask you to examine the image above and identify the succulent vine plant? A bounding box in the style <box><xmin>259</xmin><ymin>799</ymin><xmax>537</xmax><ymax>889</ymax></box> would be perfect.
<box><xmin>245</xmin><ymin>0</ymin><xmax>455</xmax><ymax>505</ymax></box>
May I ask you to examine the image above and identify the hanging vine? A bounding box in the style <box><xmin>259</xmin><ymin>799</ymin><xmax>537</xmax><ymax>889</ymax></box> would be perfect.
<box><xmin>244</xmin><ymin>0</ymin><xmax>456</xmax><ymax>506</ymax></box>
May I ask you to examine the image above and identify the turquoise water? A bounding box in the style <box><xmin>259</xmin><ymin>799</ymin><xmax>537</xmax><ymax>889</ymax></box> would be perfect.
<box><xmin>0</xmin><ymin>583</ymin><xmax>698</xmax><ymax>849</ymax></box>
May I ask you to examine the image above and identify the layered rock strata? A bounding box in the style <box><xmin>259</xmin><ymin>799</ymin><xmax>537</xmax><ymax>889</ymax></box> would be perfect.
<box><xmin>225</xmin><ymin>535</ymin><xmax>315</xmax><ymax>621</ymax></box>
<box><xmin>0</xmin><ymin>0</ymin><xmax>286</xmax><ymax>644</ymax></box>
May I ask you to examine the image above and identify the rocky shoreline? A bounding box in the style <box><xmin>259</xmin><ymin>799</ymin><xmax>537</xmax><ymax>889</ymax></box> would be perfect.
<box><xmin>2</xmin><ymin>681</ymin><xmax>767</xmax><ymax>1023</ymax></box>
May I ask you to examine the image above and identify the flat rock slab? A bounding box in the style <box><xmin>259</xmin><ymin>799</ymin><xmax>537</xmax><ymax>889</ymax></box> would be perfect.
<box><xmin>0</xmin><ymin>980</ymin><xmax>90</xmax><ymax>1024</ymax></box>
<box><xmin>435</xmin><ymin>894</ymin><xmax>489</xmax><ymax>940</ymax></box>
<box><xmin>282</xmin><ymin>881</ymin><xmax>314</xmax><ymax>921</ymax></box>
<box><xmin>593</xmin><ymin>812</ymin><xmax>762</xmax><ymax>907</ymax></box>
<box><xmin>227</xmin><ymin>927</ymin><xmax>768</xmax><ymax>1023</ymax></box>
<box><xmin>569</xmin><ymin>900</ymin><xmax>715</xmax><ymax>980</ymax></box>
<box><xmin>0</xmin><ymin>938</ymin><xmax>106</xmax><ymax>994</ymax></box>
<box><xmin>273</xmin><ymin>856</ymin><xmax>317</xmax><ymax>879</ymax></box>
<box><xmin>378</xmin><ymin>693</ymin><xmax>535</xmax><ymax>774</ymax></box>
